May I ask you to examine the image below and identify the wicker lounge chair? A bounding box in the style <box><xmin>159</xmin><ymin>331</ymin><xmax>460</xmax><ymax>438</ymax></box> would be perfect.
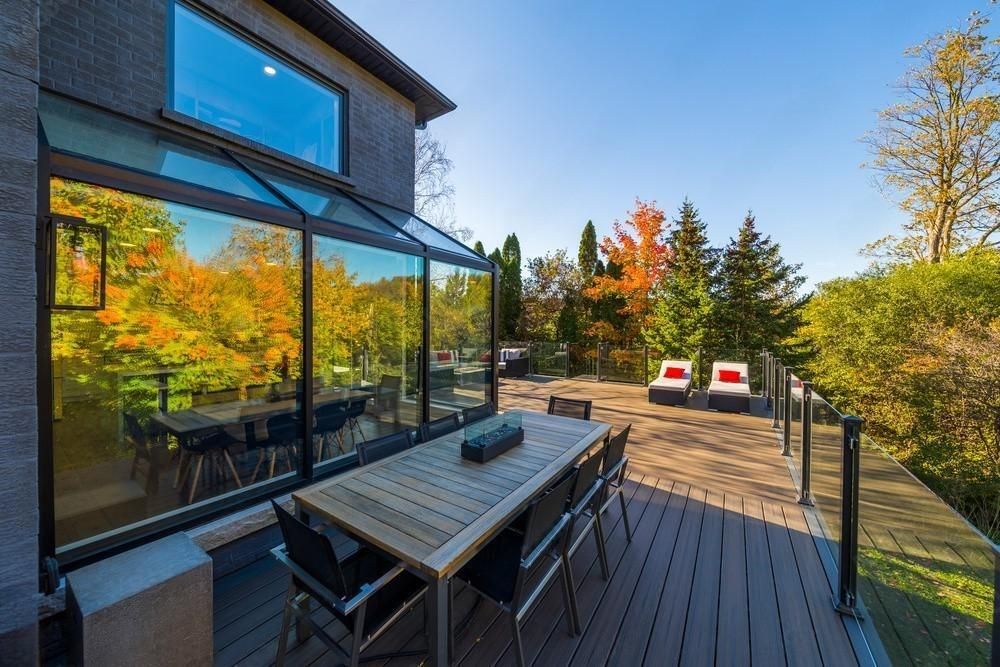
<box><xmin>707</xmin><ymin>361</ymin><xmax>751</xmax><ymax>413</ymax></box>
<box><xmin>647</xmin><ymin>360</ymin><xmax>692</xmax><ymax>406</ymax></box>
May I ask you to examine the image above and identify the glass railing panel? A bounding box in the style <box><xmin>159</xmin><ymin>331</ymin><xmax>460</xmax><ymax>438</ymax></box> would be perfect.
<box><xmin>788</xmin><ymin>374</ymin><xmax>802</xmax><ymax>460</ymax></box>
<box><xmin>529</xmin><ymin>342</ymin><xmax>567</xmax><ymax>378</ymax></box>
<box><xmin>809</xmin><ymin>393</ymin><xmax>844</xmax><ymax>562</ymax></box>
<box><xmin>600</xmin><ymin>345</ymin><xmax>645</xmax><ymax>384</ymax></box>
<box><xmin>856</xmin><ymin>433</ymin><xmax>996</xmax><ymax>665</ymax></box>
<box><xmin>566</xmin><ymin>343</ymin><xmax>597</xmax><ymax>380</ymax></box>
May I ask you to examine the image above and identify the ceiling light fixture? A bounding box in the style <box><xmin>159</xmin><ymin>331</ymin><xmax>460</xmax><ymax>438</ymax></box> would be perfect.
<box><xmin>263</xmin><ymin>65</ymin><xmax>277</xmax><ymax>77</ymax></box>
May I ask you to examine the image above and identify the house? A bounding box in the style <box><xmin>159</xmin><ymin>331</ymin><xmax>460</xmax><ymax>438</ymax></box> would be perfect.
<box><xmin>0</xmin><ymin>1</ymin><xmax>496</xmax><ymax>661</ymax></box>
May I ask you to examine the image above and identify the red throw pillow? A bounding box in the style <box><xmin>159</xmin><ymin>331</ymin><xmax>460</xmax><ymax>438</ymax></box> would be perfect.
<box><xmin>664</xmin><ymin>366</ymin><xmax>685</xmax><ymax>379</ymax></box>
<box><xmin>436</xmin><ymin>351</ymin><xmax>451</xmax><ymax>362</ymax></box>
<box><xmin>719</xmin><ymin>369</ymin><xmax>741</xmax><ymax>383</ymax></box>
<box><xmin>479</xmin><ymin>352</ymin><xmax>491</xmax><ymax>362</ymax></box>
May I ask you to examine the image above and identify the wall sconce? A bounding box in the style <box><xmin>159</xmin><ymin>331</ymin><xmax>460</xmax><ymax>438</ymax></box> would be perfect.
<box><xmin>49</xmin><ymin>214</ymin><xmax>108</xmax><ymax>310</ymax></box>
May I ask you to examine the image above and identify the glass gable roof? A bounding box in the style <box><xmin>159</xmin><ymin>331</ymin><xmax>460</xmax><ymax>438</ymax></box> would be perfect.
<box><xmin>244</xmin><ymin>159</ymin><xmax>417</xmax><ymax>242</ymax></box>
<box><xmin>353</xmin><ymin>196</ymin><xmax>481</xmax><ymax>260</ymax></box>
<box><xmin>39</xmin><ymin>93</ymin><xmax>285</xmax><ymax>207</ymax></box>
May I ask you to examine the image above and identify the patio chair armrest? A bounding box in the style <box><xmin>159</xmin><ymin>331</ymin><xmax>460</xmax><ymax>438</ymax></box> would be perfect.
<box><xmin>522</xmin><ymin>514</ymin><xmax>571</xmax><ymax>570</ymax></box>
<box><xmin>272</xmin><ymin>545</ymin><xmax>412</xmax><ymax>615</ymax></box>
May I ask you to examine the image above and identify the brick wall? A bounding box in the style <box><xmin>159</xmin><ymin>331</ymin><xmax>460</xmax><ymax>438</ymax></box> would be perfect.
<box><xmin>39</xmin><ymin>0</ymin><xmax>417</xmax><ymax>210</ymax></box>
<box><xmin>0</xmin><ymin>0</ymin><xmax>40</xmax><ymax>661</ymax></box>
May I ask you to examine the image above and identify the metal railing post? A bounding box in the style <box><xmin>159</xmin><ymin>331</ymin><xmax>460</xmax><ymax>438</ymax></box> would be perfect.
<box><xmin>697</xmin><ymin>347</ymin><xmax>703</xmax><ymax>391</ymax></box>
<box><xmin>992</xmin><ymin>552</ymin><xmax>999</xmax><ymax>666</ymax></box>
<box><xmin>761</xmin><ymin>348</ymin><xmax>767</xmax><ymax>399</ymax></box>
<box><xmin>799</xmin><ymin>381</ymin><xmax>815</xmax><ymax>506</ymax></box>
<box><xmin>771</xmin><ymin>359</ymin><xmax>781</xmax><ymax>429</ymax></box>
<box><xmin>596</xmin><ymin>341</ymin><xmax>602</xmax><ymax>382</ymax></box>
<box><xmin>782</xmin><ymin>367</ymin><xmax>794</xmax><ymax>456</ymax></box>
<box><xmin>564</xmin><ymin>342</ymin><xmax>569</xmax><ymax>378</ymax></box>
<box><xmin>765</xmin><ymin>352</ymin><xmax>773</xmax><ymax>407</ymax></box>
<box><xmin>835</xmin><ymin>415</ymin><xmax>864</xmax><ymax>616</ymax></box>
<box><xmin>643</xmin><ymin>345</ymin><xmax>649</xmax><ymax>386</ymax></box>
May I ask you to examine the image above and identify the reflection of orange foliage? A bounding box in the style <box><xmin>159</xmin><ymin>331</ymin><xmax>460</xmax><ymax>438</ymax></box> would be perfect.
<box><xmin>114</xmin><ymin>335</ymin><xmax>140</xmax><ymax>350</ymax></box>
<box><xmin>97</xmin><ymin>309</ymin><xmax>123</xmax><ymax>325</ymax></box>
<box><xmin>126</xmin><ymin>252</ymin><xmax>146</xmax><ymax>268</ymax></box>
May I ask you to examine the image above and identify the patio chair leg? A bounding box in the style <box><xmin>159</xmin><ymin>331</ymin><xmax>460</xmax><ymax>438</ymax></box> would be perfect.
<box><xmin>187</xmin><ymin>454</ymin><xmax>204</xmax><ymax>504</ymax></box>
<box><xmin>509</xmin><ymin>612</ymin><xmax>526</xmax><ymax>667</ymax></box>
<box><xmin>350</xmin><ymin>602</ymin><xmax>367</xmax><ymax>667</ymax></box>
<box><xmin>618</xmin><ymin>490</ymin><xmax>632</xmax><ymax>542</ymax></box>
<box><xmin>173</xmin><ymin>449</ymin><xmax>188</xmax><ymax>488</ymax></box>
<box><xmin>250</xmin><ymin>449</ymin><xmax>266</xmax><ymax>484</ymax></box>
<box><xmin>222</xmin><ymin>449</ymin><xmax>243</xmax><ymax>488</ymax></box>
<box><xmin>593</xmin><ymin>512</ymin><xmax>610</xmax><ymax>580</ymax></box>
<box><xmin>561</xmin><ymin>552</ymin><xmax>581</xmax><ymax>635</ymax></box>
<box><xmin>275</xmin><ymin>582</ymin><xmax>296</xmax><ymax>667</ymax></box>
<box><xmin>268</xmin><ymin>448</ymin><xmax>278</xmax><ymax>479</ymax></box>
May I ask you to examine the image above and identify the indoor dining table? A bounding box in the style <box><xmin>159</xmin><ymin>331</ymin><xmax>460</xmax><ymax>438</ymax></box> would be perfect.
<box><xmin>292</xmin><ymin>409</ymin><xmax>612</xmax><ymax>666</ymax></box>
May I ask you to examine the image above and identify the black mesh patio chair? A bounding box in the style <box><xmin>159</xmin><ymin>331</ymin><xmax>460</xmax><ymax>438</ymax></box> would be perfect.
<box><xmin>547</xmin><ymin>395</ymin><xmax>592</xmax><ymax>421</ymax></box>
<box><xmin>176</xmin><ymin>428</ymin><xmax>243</xmax><ymax>504</ymax></box>
<box><xmin>560</xmin><ymin>451</ymin><xmax>610</xmax><ymax>633</ymax></box>
<box><xmin>314</xmin><ymin>402</ymin><xmax>350</xmax><ymax>460</ymax></box>
<box><xmin>250</xmin><ymin>413</ymin><xmax>300</xmax><ymax>483</ymax></box>
<box><xmin>461</xmin><ymin>401</ymin><xmax>495</xmax><ymax>425</ymax></box>
<box><xmin>270</xmin><ymin>501</ymin><xmax>426</xmax><ymax>667</ymax></box>
<box><xmin>356</xmin><ymin>429</ymin><xmax>414</xmax><ymax>466</ymax></box>
<box><xmin>600</xmin><ymin>424</ymin><xmax>632</xmax><ymax>542</ymax></box>
<box><xmin>345</xmin><ymin>398</ymin><xmax>368</xmax><ymax>446</ymax></box>
<box><xmin>418</xmin><ymin>413</ymin><xmax>461</xmax><ymax>443</ymax></box>
<box><xmin>452</xmin><ymin>471</ymin><xmax>580</xmax><ymax>666</ymax></box>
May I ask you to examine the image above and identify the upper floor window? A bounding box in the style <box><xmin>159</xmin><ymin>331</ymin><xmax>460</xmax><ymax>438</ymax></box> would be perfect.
<box><xmin>170</xmin><ymin>3</ymin><xmax>344</xmax><ymax>173</ymax></box>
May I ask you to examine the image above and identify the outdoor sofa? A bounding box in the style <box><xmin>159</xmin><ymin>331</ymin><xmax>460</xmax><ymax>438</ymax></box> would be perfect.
<box><xmin>648</xmin><ymin>360</ymin><xmax>692</xmax><ymax>406</ymax></box>
<box><xmin>498</xmin><ymin>347</ymin><xmax>529</xmax><ymax>378</ymax></box>
<box><xmin>707</xmin><ymin>361</ymin><xmax>751</xmax><ymax>413</ymax></box>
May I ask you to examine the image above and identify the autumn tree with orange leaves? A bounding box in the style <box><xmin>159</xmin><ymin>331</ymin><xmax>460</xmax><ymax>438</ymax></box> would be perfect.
<box><xmin>584</xmin><ymin>199</ymin><xmax>671</xmax><ymax>342</ymax></box>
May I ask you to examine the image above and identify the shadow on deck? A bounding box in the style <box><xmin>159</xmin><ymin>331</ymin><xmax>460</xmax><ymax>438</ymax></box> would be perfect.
<box><xmin>212</xmin><ymin>377</ymin><xmax>870</xmax><ymax>666</ymax></box>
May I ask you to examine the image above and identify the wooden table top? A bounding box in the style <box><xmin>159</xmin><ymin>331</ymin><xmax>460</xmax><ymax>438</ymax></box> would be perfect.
<box><xmin>294</xmin><ymin>410</ymin><xmax>611</xmax><ymax>579</ymax></box>
<box><xmin>150</xmin><ymin>387</ymin><xmax>374</xmax><ymax>437</ymax></box>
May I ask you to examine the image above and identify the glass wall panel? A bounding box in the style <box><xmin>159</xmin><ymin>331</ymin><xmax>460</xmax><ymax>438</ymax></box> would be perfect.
<box><xmin>246</xmin><ymin>160</ymin><xmax>416</xmax><ymax>241</ymax></box>
<box><xmin>356</xmin><ymin>196</ymin><xmax>483</xmax><ymax>260</ymax></box>
<box><xmin>429</xmin><ymin>262</ymin><xmax>493</xmax><ymax>417</ymax></box>
<box><xmin>39</xmin><ymin>93</ymin><xmax>286</xmax><ymax>207</ymax></box>
<box><xmin>312</xmin><ymin>235</ymin><xmax>424</xmax><ymax>464</ymax></box>
<box><xmin>50</xmin><ymin>177</ymin><xmax>303</xmax><ymax>549</ymax></box>
<box><xmin>172</xmin><ymin>3</ymin><xmax>343</xmax><ymax>173</ymax></box>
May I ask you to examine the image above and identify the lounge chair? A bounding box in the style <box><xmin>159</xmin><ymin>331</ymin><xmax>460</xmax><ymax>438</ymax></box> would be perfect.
<box><xmin>707</xmin><ymin>361</ymin><xmax>751</xmax><ymax>413</ymax></box>
<box><xmin>647</xmin><ymin>360</ymin><xmax>692</xmax><ymax>406</ymax></box>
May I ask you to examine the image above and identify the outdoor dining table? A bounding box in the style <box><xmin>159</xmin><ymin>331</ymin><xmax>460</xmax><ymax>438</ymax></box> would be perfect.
<box><xmin>149</xmin><ymin>386</ymin><xmax>375</xmax><ymax>443</ymax></box>
<box><xmin>292</xmin><ymin>409</ymin><xmax>612</xmax><ymax>666</ymax></box>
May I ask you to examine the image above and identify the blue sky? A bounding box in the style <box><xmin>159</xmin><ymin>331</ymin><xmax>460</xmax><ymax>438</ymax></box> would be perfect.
<box><xmin>336</xmin><ymin>0</ymin><xmax>989</xmax><ymax>288</ymax></box>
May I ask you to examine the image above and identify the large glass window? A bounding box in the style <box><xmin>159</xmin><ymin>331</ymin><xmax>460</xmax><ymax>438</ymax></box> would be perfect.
<box><xmin>312</xmin><ymin>237</ymin><xmax>424</xmax><ymax>464</ymax></box>
<box><xmin>171</xmin><ymin>3</ymin><xmax>344</xmax><ymax>173</ymax></box>
<box><xmin>50</xmin><ymin>178</ymin><xmax>303</xmax><ymax>550</ymax></box>
<box><xmin>429</xmin><ymin>262</ymin><xmax>493</xmax><ymax>417</ymax></box>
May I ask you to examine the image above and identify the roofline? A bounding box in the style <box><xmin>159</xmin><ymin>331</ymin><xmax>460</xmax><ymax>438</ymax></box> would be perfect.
<box><xmin>268</xmin><ymin>0</ymin><xmax>457</xmax><ymax>124</ymax></box>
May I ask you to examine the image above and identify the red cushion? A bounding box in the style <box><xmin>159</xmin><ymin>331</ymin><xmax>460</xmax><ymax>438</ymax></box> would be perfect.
<box><xmin>664</xmin><ymin>366</ymin><xmax>685</xmax><ymax>379</ymax></box>
<box><xmin>436</xmin><ymin>351</ymin><xmax>451</xmax><ymax>362</ymax></box>
<box><xmin>479</xmin><ymin>352</ymin><xmax>491</xmax><ymax>362</ymax></box>
<box><xmin>719</xmin><ymin>369</ymin><xmax>741</xmax><ymax>383</ymax></box>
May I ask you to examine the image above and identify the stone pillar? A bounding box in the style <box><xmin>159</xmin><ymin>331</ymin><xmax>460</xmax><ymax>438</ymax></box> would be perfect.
<box><xmin>66</xmin><ymin>534</ymin><xmax>213</xmax><ymax>667</ymax></box>
<box><xmin>0</xmin><ymin>0</ymin><xmax>40</xmax><ymax>662</ymax></box>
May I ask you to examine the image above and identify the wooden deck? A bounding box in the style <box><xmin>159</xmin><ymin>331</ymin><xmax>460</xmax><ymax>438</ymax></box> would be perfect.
<box><xmin>212</xmin><ymin>377</ymin><xmax>870</xmax><ymax>666</ymax></box>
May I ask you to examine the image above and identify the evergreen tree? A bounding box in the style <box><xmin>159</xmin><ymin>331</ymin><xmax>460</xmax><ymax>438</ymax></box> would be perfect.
<box><xmin>714</xmin><ymin>212</ymin><xmax>806</xmax><ymax>358</ymax></box>
<box><xmin>500</xmin><ymin>234</ymin><xmax>523</xmax><ymax>339</ymax></box>
<box><xmin>644</xmin><ymin>199</ymin><xmax>717</xmax><ymax>358</ymax></box>
<box><xmin>473</xmin><ymin>240</ymin><xmax>486</xmax><ymax>256</ymax></box>
<box><xmin>578</xmin><ymin>221</ymin><xmax>598</xmax><ymax>279</ymax></box>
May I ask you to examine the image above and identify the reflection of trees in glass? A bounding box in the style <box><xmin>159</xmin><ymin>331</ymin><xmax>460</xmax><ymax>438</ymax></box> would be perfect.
<box><xmin>430</xmin><ymin>263</ymin><xmax>491</xmax><ymax>355</ymax></box>
<box><xmin>312</xmin><ymin>238</ymin><xmax>422</xmax><ymax>393</ymax></box>
<box><xmin>50</xmin><ymin>178</ymin><xmax>303</xmax><ymax>471</ymax></box>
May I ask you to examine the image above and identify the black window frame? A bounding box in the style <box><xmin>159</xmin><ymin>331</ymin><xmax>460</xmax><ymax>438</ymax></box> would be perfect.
<box><xmin>167</xmin><ymin>0</ymin><xmax>350</xmax><ymax>177</ymax></box>
<box><xmin>36</xmin><ymin>99</ymin><xmax>498</xmax><ymax>570</ymax></box>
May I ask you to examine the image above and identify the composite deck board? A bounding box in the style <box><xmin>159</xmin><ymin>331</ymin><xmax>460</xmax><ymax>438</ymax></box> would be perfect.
<box><xmin>211</xmin><ymin>378</ymin><xmax>868</xmax><ymax>667</ymax></box>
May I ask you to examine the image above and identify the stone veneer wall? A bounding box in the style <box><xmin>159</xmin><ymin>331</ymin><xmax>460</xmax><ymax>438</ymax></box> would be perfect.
<box><xmin>0</xmin><ymin>0</ymin><xmax>40</xmax><ymax>662</ymax></box>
